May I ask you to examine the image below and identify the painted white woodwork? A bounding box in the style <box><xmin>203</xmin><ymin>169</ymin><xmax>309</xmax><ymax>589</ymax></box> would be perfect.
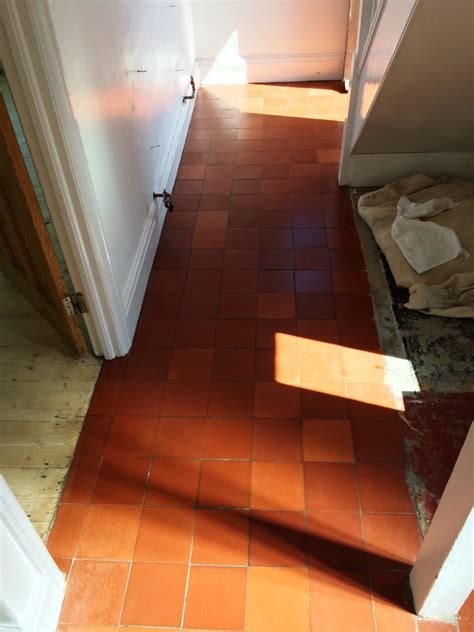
<box><xmin>0</xmin><ymin>476</ymin><xmax>65</xmax><ymax>632</ymax></box>
<box><xmin>192</xmin><ymin>0</ymin><xmax>350</xmax><ymax>83</ymax></box>
<box><xmin>0</xmin><ymin>0</ymin><xmax>197</xmax><ymax>358</ymax></box>
<box><xmin>410</xmin><ymin>424</ymin><xmax>474</xmax><ymax>622</ymax></box>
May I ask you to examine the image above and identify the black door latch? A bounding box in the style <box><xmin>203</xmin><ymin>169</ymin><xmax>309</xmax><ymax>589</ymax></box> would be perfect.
<box><xmin>153</xmin><ymin>189</ymin><xmax>174</xmax><ymax>212</ymax></box>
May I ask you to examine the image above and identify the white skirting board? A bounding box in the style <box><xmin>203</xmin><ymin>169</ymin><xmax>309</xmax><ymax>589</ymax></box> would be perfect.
<box><xmin>121</xmin><ymin>62</ymin><xmax>200</xmax><ymax>343</ymax></box>
<box><xmin>198</xmin><ymin>52</ymin><xmax>344</xmax><ymax>85</ymax></box>
<box><xmin>339</xmin><ymin>152</ymin><xmax>474</xmax><ymax>187</ymax></box>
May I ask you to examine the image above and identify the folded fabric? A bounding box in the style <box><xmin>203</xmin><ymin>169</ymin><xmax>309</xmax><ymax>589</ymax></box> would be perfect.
<box><xmin>406</xmin><ymin>272</ymin><xmax>474</xmax><ymax>318</ymax></box>
<box><xmin>391</xmin><ymin>195</ymin><xmax>468</xmax><ymax>274</ymax></box>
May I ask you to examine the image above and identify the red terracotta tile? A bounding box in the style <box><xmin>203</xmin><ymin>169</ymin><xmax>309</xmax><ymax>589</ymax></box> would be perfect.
<box><xmin>232</xmin><ymin>178</ymin><xmax>261</xmax><ymax>194</ymax></box>
<box><xmin>167</xmin><ymin>348</ymin><xmax>213</xmax><ymax>380</ymax></box>
<box><xmin>192</xmin><ymin>227</ymin><xmax>226</xmax><ymax>248</ymax></box>
<box><xmin>224</xmin><ymin>247</ymin><xmax>259</xmax><ymax>269</ymax></box>
<box><xmin>92</xmin><ymin>458</ymin><xmax>150</xmax><ymax>505</ymax></box>
<box><xmin>188</xmin><ymin>248</ymin><xmax>224</xmax><ymax>269</ymax></box>
<box><xmin>208</xmin><ymin>381</ymin><xmax>255</xmax><ymax>417</ymax></box>
<box><xmin>61</xmin><ymin>456</ymin><xmax>101</xmax><ymax>504</ymax></box>
<box><xmin>258</xmin><ymin>292</ymin><xmax>295</xmax><ymax>319</ymax></box>
<box><xmin>251</xmin><ymin>461</ymin><xmax>304</xmax><ymax>510</ymax></box>
<box><xmin>297</xmin><ymin>319</ymin><xmax>339</xmax><ymax>344</ymax></box>
<box><xmin>155</xmin><ymin>416</ymin><xmax>205</xmax><ymax>458</ymax></box>
<box><xmin>192</xmin><ymin>509</ymin><xmax>249</xmax><ymax>565</ymax></box>
<box><xmin>250</xmin><ymin>510</ymin><xmax>307</xmax><ymax>566</ymax></box>
<box><xmin>418</xmin><ymin>621</ymin><xmax>457</xmax><ymax>631</ymax></box>
<box><xmin>204</xmin><ymin>418</ymin><xmax>253</xmax><ymax>459</ymax></box>
<box><xmin>133</xmin><ymin>318</ymin><xmax>177</xmax><ymax>348</ymax></box>
<box><xmin>303</xmin><ymin>419</ymin><xmax>355</xmax><ymax>462</ymax></box>
<box><xmin>337</xmin><ymin>319</ymin><xmax>380</xmax><ymax>351</ymax></box>
<box><xmin>104</xmin><ymin>415</ymin><xmax>158</xmax><ymax>457</ymax></box>
<box><xmin>198</xmin><ymin>460</ymin><xmax>250</xmax><ymax>508</ymax></box>
<box><xmin>327</xmin><ymin>227</ymin><xmax>361</xmax><ymax>249</ymax></box>
<box><xmin>246</xmin><ymin>566</ymin><xmax>310</xmax><ymax>632</ymax></box>
<box><xmin>76</xmin><ymin>504</ymin><xmax>140</xmax><ymax>560</ymax></box>
<box><xmin>254</xmin><ymin>381</ymin><xmax>301</xmax><ymax>418</ymax></box>
<box><xmin>219</xmin><ymin>292</ymin><xmax>258</xmax><ymax>318</ymax></box>
<box><xmin>358</xmin><ymin>463</ymin><xmax>414</xmax><ymax>513</ymax></box>
<box><xmin>121</xmin><ymin>562</ymin><xmax>187</xmax><ymax>627</ymax></box>
<box><xmin>306</xmin><ymin>510</ymin><xmax>366</xmax><ymax>569</ymax></box>
<box><xmin>47</xmin><ymin>504</ymin><xmax>87</xmax><ymax>558</ymax></box>
<box><xmin>363</xmin><ymin>513</ymin><xmax>421</xmax><ymax>569</ymax></box>
<box><xmin>296</xmin><ymin>293</ymin><xmax>336</xmax><ymax>319</ymax></box>
<box><xmin>294</xmin><ymin>248</ymin><xmax>331</xmax><ymax>270</ymax></box>
<box><xmin>115</xmin><ymin>381</ymin><xmax>164</xmax><ymax>416</ymax></box>
<box><xmin>256</xmin><ymin>318</ymin><xmax>297</xmax><ymax>348</ymax></box>
<box><xmin>75</xmin><ymin>415</ymin><xmax>112</xmax><ymax>457</ymax></box>
<box><xmin>160</xmin><ymin>228</ymin><xmax>193</xmax><ymax>249</ymax></box>
<box><xmin>222</xmin><ymin>269</ymin><xmax>258</xmax><ymax>292</ymax></box>
<box><xmin>125</xmin><ymin>348</ymin><xmax>172</xmax><ymax>380</ymax></box>
<box><xmin>253</xmin><ymin>418</ymin><xmax>302</xmax><ymax>460</ymax></box>
<box><xmin>174</xmin><ymin>179</ymin><xmax>203</xmax><ymax>195</ymax></box>
<box><xmin>352</xmin><ymin>420</ymin><xmax>405</xmax><ymax>462</ymax></box>
<box><xmin>329</xmin><ymin>248</ymin><xmax>366</xmax><ymax>270</ymax></box>
<box><xmin>371</xmin><ymin>569</ymin><xmax>417</xmax><ymax>632</ymax></box>
<box><xmin>348</xmin><ymin>383</ymin><xmax>401</xmax><ymax>422</ymax></box>
<box><xmin>332</xmin><ymin>270</ymin><xmax>370</xmax><ymax>294</ymax></box>
<box><xmin>258</xmin><ymin>270</ymin><xmax>294</xmax><ymax>292</ymax></box>
<box><xmin>160</xmin><ymin>380</ymin><xmax>209</xmax><ymax>417</ymax></box>
<box><xmin>148</xmin><ymin>269</ymin><xmax>187</xmax><ymax>293</ymax></box>
<box><xmin>179</xmin><ymin>292</ymin><xmax>220</xmax><ymax>318</ymax></box>
<box><xmin>60</xmin><ymin>560</ymin><xmax>128</xmax><ymax>625</ymax></box>
<box><xmin>185</xmin><ymin>270</ymin><xmax>222</xmax><ymax>294</ymax></box>
<box><xmin>100</xmin><ymin>357</ymin><xmax>127</xmax><ymax>381</ymax></box>
<box><xmin>258</xmin><ymin>247</ymin><xmax>294</xmax><ymax>269</ymax></box>
<box><xmin>145</xmin><ymin>459</ymin><xmax>200</xmax><ymax>507</ymax></box>
<box><xmin>177</xmin><ymin>164</ymin><xmax>206</xmax><ymax>179</ymax></box>
<box><xmin>293</xmin><ymin>228</ymin><xmax>327</xmax><ymax>248</ymax></box>
<box><xmin>295</xmin><ymin>271</ymin><xmax>332</xmax><ymax>293</ymax></box>
<box><xmin>202</xmin><ymin>179</ymin><xmax>232</xmax><ymax>194</ymax></box>
<box><xmin>212</xmin><ymin>348</ymin><xmax>255</xmax><ymax>380</ymax></box>
<box><xmin>134</xmin><ymin>507</ymin><xmax>194</xmax><ymax>562</ymax></box>
<box><xmin>215</xmin><ymin>318</ymin><xmax>257</xmax><ymax>348</ymax></box>
<box><xmin>225</xmin><ymin>227</ymin><xmax>260</xmax><ymax>249</ymax></box>
<box><xmin>173</xmin><ymin>194</ymin><xmax>200</xmax><ymax>211</ymax></box>
<box><xmin>336</xmin><ymin>294</ymin><xmax>374</xmax><ymax>321</ymax></box>
<box><xmin>308</xmin><ymin>568</ymin><xmax>375</xmax><ymax>632</ymax></box>
<box><xmin>184</xmin><ymin>566</ymin><xmax>247</xmax><ymax>630</ymax></box>
<box><xmin>88</xmin><ymin>380</ymin><xmax>121</xmax><ymax>416</ymax></box>
<box><xmin>173</xmin><ymin>319</ymin><xmax>216</xmax><ymax>348</ymax></box>
<box><xmin>260</xmin><ymin>228</ymin><xmax>293</xmax><ymax>248</ymax></box>
<box><xmin>305</xmin><ymin>462</ymin><xmax>359</xmax><ymax>510</ymax></box>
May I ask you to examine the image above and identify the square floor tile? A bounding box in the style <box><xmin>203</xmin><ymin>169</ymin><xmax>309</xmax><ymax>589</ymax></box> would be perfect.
<box><xmin>155</xmin><ymin>417</ymin><xmax>205</xmax><ymax>458</ymax></box>
<box><xmin>303</xmin><ymin>419</ymin><xmax>355</xmax><ymax>462</ymax></box>
<box><xmin>301</xmin><ymin>389</ymin><xmax>350</xmax><ymax>419</ymax></box>
<box><xmin>185</xmin><ymin>269</ymin><xmax>222</xmax><ymax>293</ymax></box>
<box><xmin>304</xmin><ymin>462</ymin><xmax>359</xmax><ymax>511</ymax></box>
<box><xmin>192</xmin><ymin>509</ymin><xmax>249</xmax><ymax>565</ymax></box>
<box><xmin>371</xmin><ymin>569</ymin><xmax>417</xmax><ymax>632</ymax></box>
<box><xmin>160</xmin><ymin>381</ymin><xmax>209</xmax><ymax>417</ymax></box>
<box><xmin>297</xmin><ymin>319</ymin><xmax>339</xmax><ymax>344</ymax></box>
<box><xmin>60</xmin><ymin>560</ymin><xmax>128</xmax><ymax>625</ymax></box>
<box><xmin>222</xmin><ymin>269</ymin><xmax>258</xmax><ymax>292</ymax></box>
<box><xmin>115</xmin><ymin>381</ymin><xmax>164</xmax><ymax>416</ymax></box>
<box><xmin>259</xmin><ymin>248</ymin><xmax>294</xmax><ymax>269</ymax></box>
<box><xmin>251</xmin><ymin>462</ymin><xmax>304</xmax><ymax>510</ymax></box>
<box><xmin>219</xmin><ymin>292</ymin><xmax>258</xmax><ymax>318</ymax></box>
<box><xmin>296</xmin><ymin>293</ymin><xmax>336</xmax><ymax>319</ymax></box>
<box><xmin>254</xmin><ymin>382</ymin><xmax>301</xmax><ymax>418</ymax></box>
<box><xmin>308</xmin><ymin>568</ymin><xmax>375</xmax><ymax>632</ymax></box>
<box><xmin>250</xmin><ymin>511</ymin><xmax>307</xmax><ymax>566</ymax></box>
<box><xmin>258</xmin><ymin>270</ymin><xmax>294</xmax><ymax>293</ymax></box>
<box><xmin>258</xmin><ymin>293</ymin><xmax>296</xmax><ymax>319</ymax></box>
<box><xmin>145</xmin><ymin>459</ymin><xmax>201</xmax><ymax>507</ymax></box>
<box><xmin>104</xmin><ymin>416</ymin><xmax>158</xmax><ymax>458</ymax></box>
<box><xmin>121</xmin><ymin>562</ymin><xmax>187</xmax><ymax>627</ymax></box>
<box><xmin>47</xmin><ymin>504</ymin><xmax>87</xmax><ymax>559</ymax></box>
<box><xmin>256</xmin><ymin>319</ymin><xmax>297</xmax><ymax>348</ymax></box>
<box><xmin>306</xmin><ymin>511</ymin><xmax>366</xmax><ymax>569</ymax></box>
<box><xmin>134</xmin><ymin>507</ymin><xmax>194</xmax><ymax>562</ymax></box>
<box><xmin>168</xmin><ymin>348</ymin><xmax>214</xmax><ymax>380</ymax></box>
<box><xmin>125</xmin><ymin>348</ymin><xmax>172</xmax><ymax>380</ymax></box>
<box><xmin>92</xmin><ymin>458</ymin><xmax>150</xmax><ymax>505</ymax></box>
<box><xmin>294</xmin><ymin>248</ymin><xmax>330</xmax><ymax>270</ymax></box>
<box><xmin>148</xmin><ymin>269</ymin><xmax>187</xmax><ymax>293</ymax></box>
<box><xmin>203</xmin><ymin>418</ymin><xmax>253</xmax><ymax>459</ymax></box>
<box><xmin>246</xmin><ymin>566</ymin><xmax>310</xmax><ymax>632</ymax></box>
<box><xmin>198</xmin><ymin>460</ymin><xmax>250</xmax><ymax>508</ymax></box>
<box><xmin>358</xmin><ymin>464</ymin><xmax>414</xmax><ymax>512</ymax></box>
<box><xmin>253</xmin><ymin>418</ymin><xmax>302</xmax><ymax>461</ymax></box>
<box><xmin>295</xmin><ymin>271</ymin><xmax>332</xmax><ymax>293</ymax></box>
<box><xmin>88</xmin><ymin>380</ymin><xmax>121</xmax><ymax>416</ymax></box>
<box><xmin>215</xmin><ymin>318</ymin><xmax>257</xmax><ymax>348</ymax></box>
<box><xmin>363</xmin><ymin>513</ymin><xmax>421</xmax><ymax>569</ymax></box>
<box><xmin>208</xmin><ymin>381</ymin><xmax>255</xmax><ymax>417</ymax></box>
<box><xmin>60</xmin><ymin>456</ymin><xmax>101</xmax><ymax>504</ymax></box>
<box><xmin>184</xmin><ymin>566</ymin><xmax>247</xmax><ymax>630</ymax></box>
<box><xmin>212</xmin><ymin>348</ymin><xmax>255</xmax><ymax>380</ymax></box>
<box><xmin>189</xmin><ymin>248</ymin><xmax>224</xmax><ymax>269</ymax></box>
<box><xmin>75</xmin><ymin>415</ymin><xmax>112</xmax><ymax>457</ymax></box>
<box><xmin>180</xmin><ymin>292</ymin><xmax>220</xmax><ymax>318</ymax></box>
<box><xmin>173</xmin><ymin>319</ymin><xmax>216</xmax><ymax>348</ymax></box>
<box><xmin>352</xmin><ymin>421</ymin><xmax>405</xmax><ymax>462</ymax></box>
<box><xmin>76</xmin><ymin>504</ymin><xmax>140</xmax><ymax>561</ymax></box>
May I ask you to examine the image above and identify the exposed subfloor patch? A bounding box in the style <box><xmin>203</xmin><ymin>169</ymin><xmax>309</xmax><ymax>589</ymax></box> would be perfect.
<box><xmin>351</xmin><ymin>187</ymin><xmax>474</xmax><ymax>533</ymax></box>
<box><xmin>0</xmin><ymin>272</ymin><xmax>102</xmax><ymax>538</ymax></box>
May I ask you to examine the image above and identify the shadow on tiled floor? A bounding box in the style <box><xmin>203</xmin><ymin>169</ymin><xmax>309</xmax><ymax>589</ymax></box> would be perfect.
<box><xmin>48</xmin><ymin>83</ymin><xmax>458</xmax><ymax>632</ymax></box>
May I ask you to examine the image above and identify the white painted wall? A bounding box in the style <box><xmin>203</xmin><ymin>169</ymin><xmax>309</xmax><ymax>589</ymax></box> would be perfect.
<box><xmin>192</xmin><ymin>0</ymin><xmax>350</xmax><ymax>83</ymax></box>
<box><xmin>340</xmin><ymin>0</ymin><xmax>474</xmax><ymax>185</ymax></box>
<box><xmin>48</xmin><ymin>0</ymin><xmax>196</xmax><ymax>346</ymax></box>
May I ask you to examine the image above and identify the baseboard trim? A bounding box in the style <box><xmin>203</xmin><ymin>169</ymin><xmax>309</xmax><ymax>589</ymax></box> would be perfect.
<box><xmin>121</xmin><ymin>62</ymin><xmax>199</xmax><ymax>339</ymax></box>
<box><xmin>198</xmin><ymin>52</ymin><xmax>344</xmax><ymax>84</ymax></box>
<box><xmin>342</xmin><ymin>152</ymin><xmax>474</xmax><ymax>187</ymax></box>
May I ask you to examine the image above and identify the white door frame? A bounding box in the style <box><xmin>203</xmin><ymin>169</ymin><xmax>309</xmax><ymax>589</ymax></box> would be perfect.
<box><xmin>0</xmin><ymin>476</ymin><xmax>65</xmax><ymax>632</ymax></box>
<box><xmin>0</xmin><ymin>0</ymin><xmax>131</xmax><ymax>358</ymax></box>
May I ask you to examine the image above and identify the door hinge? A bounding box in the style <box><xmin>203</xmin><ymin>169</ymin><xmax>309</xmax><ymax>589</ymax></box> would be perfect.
<box><xmin>63</xmin><ymin>293</ymin><xmax>88</xmax><ymax>316</ymax></box>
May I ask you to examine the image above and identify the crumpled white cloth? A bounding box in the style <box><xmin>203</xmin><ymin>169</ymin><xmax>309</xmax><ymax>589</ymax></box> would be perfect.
<box><xmin>391</xmin><ymin>195</ymin><xmax>469</xmax><ymax>274</ymax></box>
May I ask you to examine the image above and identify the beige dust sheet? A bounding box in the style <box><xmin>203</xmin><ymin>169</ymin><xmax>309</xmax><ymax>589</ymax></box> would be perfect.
<box><xmin>358</xmin><ymin>174</ymin><xmax>474</xmax><ymax>318</ymax></box>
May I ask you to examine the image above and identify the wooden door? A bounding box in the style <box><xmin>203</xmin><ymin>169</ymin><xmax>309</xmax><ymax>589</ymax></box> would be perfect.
<box><xmin>0</xmin><ymin>94</ymin><xmax>86</xmax><ymax>355</ymax></box>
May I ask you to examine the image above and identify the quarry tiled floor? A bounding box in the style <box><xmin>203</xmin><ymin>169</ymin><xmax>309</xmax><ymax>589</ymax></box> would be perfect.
<box><xmin>49</xmin><ymin>83</ymin><xmax>461</xmax><ymax>631</ymax></box>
